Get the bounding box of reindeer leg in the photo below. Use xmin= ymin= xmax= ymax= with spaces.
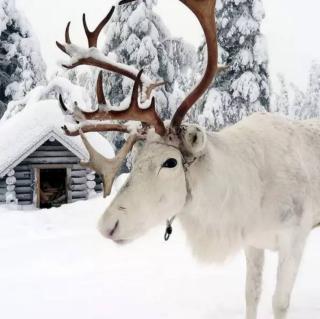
xmin=245 ymin=247 xmax=265 ymax=319
xmin=273 ymin=230 xmax=307 ymax=319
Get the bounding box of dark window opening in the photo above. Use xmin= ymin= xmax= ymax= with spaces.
xmin=40 ymin=169 xmax=67 ymax=209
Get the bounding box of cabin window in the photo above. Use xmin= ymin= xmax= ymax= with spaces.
xmin=39 ymin=168 xmax=67 ymax=208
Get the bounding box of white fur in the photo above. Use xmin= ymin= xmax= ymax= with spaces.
xmin=99 ymin=112 xmax=320 ymax=319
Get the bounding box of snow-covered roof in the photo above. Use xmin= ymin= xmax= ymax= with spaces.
xmin=0 ymin=99 xmax=115 ymax=178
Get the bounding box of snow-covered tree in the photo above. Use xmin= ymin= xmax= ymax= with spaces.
xmin=273 ymin=74 xmax=290 ymax=116
xmin=273 ymin=61 xmax=320 ymax=120
xmin=291 ymin=83 xmax=305 ymax=119
xmin=303 ymin=61 xmax=320 ymax=118
xmin=0 ymin=0 xmax=46 ymax=118
xmin=195 ymin=0 xmax=270 ymax=130
xmin=293 ymin=60 xmax=320 ymax=120
xmin=102 ymin=0 xmax=196 ymax=119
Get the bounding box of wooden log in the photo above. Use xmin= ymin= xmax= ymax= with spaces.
xmin=16 ymin=193 xmax=33 ymax=201
xmin=15 ymin=171 xmax=31 ymax=179
xmin=95 ymin=184 xmax=103 ymax=192
xmin=86 ymin=174 xmax=96 ymax=181
xmin=6 ymin=176 xmax=16 ymax=185
xmin=70 ymin=184 xmax=87 ymax=191
xmin=14 ymin=165 xmax=30 ymax=171
xmin=15 ymin=187 xmax=33 ymax=194
xmin=7 ymin=185 xmax=15 ymax=192
xmin=7 ymin=170 xmax=15 ymax=177
xmin=22 ymin=157 xmax=79 ymax=164
xmin=37 ymin=146 xmax=67 ymax=152
xmin=30 ymin=151 xmax=76 ymax=158
xmin=15 ymin=179 xmax=32 ymax=187
xmin=71 ymin=170 xmax=87 ymax=178
xmin=71 ymin=190 xmax=88 ymax=199
xmin=72 ymin=164 xmax=85 ymax=170
xmin=27 ymin=164 xmax=73 ymax=169
xmin=86 ymin=181 xmax=96 ymax=189
xmin=71 ymin=177 xmax=87 ymax=184
xmin=95 ymin=175 xmax=102 ymax=183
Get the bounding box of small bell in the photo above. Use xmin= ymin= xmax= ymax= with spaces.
xmin=164 ymin=220 xmax=173 ymax=241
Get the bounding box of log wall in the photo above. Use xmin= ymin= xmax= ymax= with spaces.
xmin=2 ymin=139 xmax=104 ymax=207
xmin=14 ymin=164 xmax=33 ymax=205
xmin=0 ymin=177 xmax=5 ymax=203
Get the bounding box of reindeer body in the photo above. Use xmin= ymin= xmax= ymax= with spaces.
xmin=98 ymin=112 xmax=320 ymax=319
xmin=181 ymin=112 xmax=320 ymax=263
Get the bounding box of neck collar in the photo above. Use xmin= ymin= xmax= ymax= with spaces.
xmin=164 ymin=152 xmax=197 ymax=241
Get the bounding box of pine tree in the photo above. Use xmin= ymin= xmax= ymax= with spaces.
xmin=0 ymin=0 xmax=46 ymax=118
xmin=290 ymin=83 xmax=305 ymax=119
xmin=102 ymin=0 xmax=196 ymax=119
xmin=194 ymin=0 xmax=270 ymax=130
xmin=305 ymin=60 xmax=320 ymax=118
xmin=296 ymin=60 xmax=320 ymax=120
xmin=273 ymin=74 xmax=289 ymax=116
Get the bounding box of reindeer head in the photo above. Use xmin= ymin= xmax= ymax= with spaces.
xmin=57 ymin=0 xmax=218 ymax=242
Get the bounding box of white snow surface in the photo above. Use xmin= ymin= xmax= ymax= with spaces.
xmin=0 ymin=185 xmax=320 ymax=319
xmin=0 ymin=99 xmax=114 ymax=177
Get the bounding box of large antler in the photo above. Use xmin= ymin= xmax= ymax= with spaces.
xmin=80 ymin=132 xmax=139 ymax=197
xmin=56 ymin=7 xmax=164 ymax=100
xmin=60 ymin=70 xmax=166 ymax=136
xmin=57 ymin=0 xmax=218 ymax=198
xmin=170 ymin=0 xmax=218 ymax=129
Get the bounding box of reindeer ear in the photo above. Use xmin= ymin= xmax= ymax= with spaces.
xmin=179 ymin=124 xmax=207 ymax=156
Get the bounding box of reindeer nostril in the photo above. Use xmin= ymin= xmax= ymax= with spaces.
xmin=109 ymin=220 xmax=119 ymax=238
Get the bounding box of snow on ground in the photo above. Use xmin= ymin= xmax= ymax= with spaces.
xmin=0 ymin=193 xmax=320 ymax=319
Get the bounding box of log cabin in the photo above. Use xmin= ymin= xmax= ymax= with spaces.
xmin=0 ymin=100 xmax=114 ymax=208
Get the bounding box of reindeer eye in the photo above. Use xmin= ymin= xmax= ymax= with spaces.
xmin=162 ymin=158 xmax=178 ymax=168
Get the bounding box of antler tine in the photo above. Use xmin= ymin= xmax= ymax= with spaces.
xmin=170 ymin=0 xmax=218 ymax=129
xmin=145 ymin=81 xmax=166 ymax=100
xmin=82 ymin=6 xmax=115 ymax=48
xmin=56 ymin=21 xmax=72 ymax=56
xmin=80 ymin=70 xmax=166 ymax=136
xmin=96 ymin=71 xmax=107 ymax=105
xmin=80 ymin=132 xmax=139 ymax=197
xmin=118 ymin=0 xmax=136 ymax=5
xmin=65 ymin=22 xmax=71 ymax=44
xmin=59 ymin=94 xmax=70 ymax=114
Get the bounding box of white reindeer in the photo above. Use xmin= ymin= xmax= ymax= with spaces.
xmin=56 ymin=0 xmax=320 ymax=318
